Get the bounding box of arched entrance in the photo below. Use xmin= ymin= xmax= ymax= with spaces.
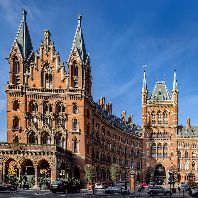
xmin=154 ymin=164 xmax=166 ymax=185
xmin=4 ymin=158 xmax=17 ymax=183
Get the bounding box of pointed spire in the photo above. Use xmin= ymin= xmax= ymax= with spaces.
xmin=173 ymin=70 xmax=178 ymax=91
xmin=142 ymin=70 xmax=147 ymax=91
xmin=72 ymin=15 xmax=87 ymax=63
xmin=14 ymin=8 xmax=33 ymax=59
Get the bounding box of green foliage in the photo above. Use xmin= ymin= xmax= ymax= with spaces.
xmin=84 ymin=164 xmax=96 ymax=183
xmin=110 ymin=164 xmax=121 ymax=183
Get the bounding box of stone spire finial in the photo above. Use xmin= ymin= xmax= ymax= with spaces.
xmin=142 ymin=70 xmax=147 ymax=91
xmin=10 ymin=8 xmax=33 ymax=59
xmin=173 ymin=70 xmax=178 ymax=91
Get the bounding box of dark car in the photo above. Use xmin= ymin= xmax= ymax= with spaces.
xmin=0 ymin=183 xmax=17 ymax=191
xmin=189 ymin=186 xmax=198 ymax=197
xmin=146 ymin=186 xmax=171 ymax=196
xmin=50 ymin=180 xmax=67 ymax=193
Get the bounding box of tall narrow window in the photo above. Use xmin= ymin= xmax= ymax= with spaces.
xmin=13 ymin=135 xmax=19 ymax=144
xmin=151 ymin=143 xmax=156 ymax=158
xmin=74 ymin=66 xmax=78 ymax=77
xmin=185 ymin=151 xmax=189 ymax=158
xmin=13 ymin=116 xmax=19 ymax=129
xmin=45 ymin=73 xmax=53 ymax=88
xmin=164 ymin=112 xmax=168 ymax=125
xmin=12 ymin=58 xmax=20 ymax=84
xmin=73 ymin=104 xmax=78 ymax=114
xmin=152 ymin=113 xmax=156 ymax=125
xmin=158 ymin=112 xmax=162 ymax=124
xmin=72 ymin=119 xmax=79 ymax=132
xmin=163 ymin=143 xmax=168 ymax=157
xmin=73 ymin=138 xmax=79 ymax=153
xmin=13 ymin=100 xmax=19 ymax=111
xmin=157 ymin=143 xmax=162 ymax=158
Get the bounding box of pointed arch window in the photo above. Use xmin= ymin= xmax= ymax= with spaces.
xmin=13 ymin=100 xmax=19 ymax=111
xmin=185 ymin=151 xmax=189 ymax=158
xmin=164 ymin=111 xmax=168 ymax=125
xmin=73 ymin=137 xmax=79 ymax=153
xmin=13 ymin=116 xmax=19 ymax=130
xmin=152 ymin=113 xmax=156 ymax=125
xmin=73 ymin=103 xmax=78 ymax=114
xmin=12 ymin=57 xmax=20 ymax=84
xmin=41 ymin=132 xmax=50 ymax=145
xmin=185 ymin=161 xmax=189 ymax=170
xmin=13 ymin=135 xmax=19 ymax=144
xmin=192 ymin=151 xmax=196 ymax=159
xmin=151 ymin=143 xmax=156 ymax=158
xmin=192 ymin=161 xmax=196 ymax=170
xmin=157 ymin=143 xmax=162 ymax=158
xmin=28 ymin=132 xmax=37 ymax=144
xmin=163 ymin=143 xmax=168 ymax=157
xmin=72 ymin=118 xmax=79 ymax=132
xmin=178 ymin=151 xmax=181 ymax=158
xmin=29 ymin=101 xmax=38 ymax=113
xmin=74 ymin=65 xmax=78 ymax=77
xmin=158 ymin=112 xmax=162 ymax=124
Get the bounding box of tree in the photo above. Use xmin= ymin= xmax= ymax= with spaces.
xmin=110 ymin=164 xmax=121 ymax=184
xmin=84 ymin=164 xmax=96 ymax=184
xmin=145 ymin=166 xmax=154 ymax=184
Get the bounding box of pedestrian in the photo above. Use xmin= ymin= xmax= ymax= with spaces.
xmin=178 ymin=186 xmax=181 ymax=193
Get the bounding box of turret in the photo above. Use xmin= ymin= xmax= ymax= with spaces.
xmin=142 ymin=70 xmax=148 ymax=104
xmin=67 ymin=15 xmax=92 ymax=97
xmin=8 ymin=9 xmax=34 ymax=85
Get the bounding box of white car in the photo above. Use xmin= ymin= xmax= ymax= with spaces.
xmin=95 ymin=183 xmax=106 ymax=189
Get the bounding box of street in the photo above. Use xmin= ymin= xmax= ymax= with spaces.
xmin=0 ymin=189 xmax=192 ymax=198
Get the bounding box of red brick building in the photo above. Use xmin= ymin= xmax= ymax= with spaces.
xmin=0 ymin=10 xmax=142 ymax=187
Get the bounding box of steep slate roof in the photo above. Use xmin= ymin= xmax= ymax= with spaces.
xmin=72 ymin=15 xmax=87 ymax=63
xmin=12 ymin=9 xmax=33 ymax=60
xmin=177 ymin=125 xmax=198 ymax=137
xmin=150 ymin=81 xmax=171 ymax=101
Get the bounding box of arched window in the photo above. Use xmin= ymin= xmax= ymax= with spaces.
xmin=28 ymin=132 xmax=37 ymax=144
xmin=74 ymin=65 xmax=78 ymax=77
xmin=185 ymin=161 xmax=189 ymax=170
xmin=185 ymin=151 xmax=189 ymax=158
xmin=192 ymin=161 xmax=196 ymax=170
xmin=73 ymin=104 xmax=78 ymax=114
xmin=13 ymin=135 xmax=19 ymax=144
xmin=12 ymin=58 xmax=20 ymax=84
xmin=41 ymin=132 xmax=50 ymax=145
xmin=178 ymin=151 xmax=181 ymax=158
xmin=151 ymin=143 xmax=156 ymax=158
xmin=152 ymin=113 xmax=156 ymax=125
xmin=157 ymin=143 xmax=162 ymax=157
xmin=163 ymin=143 xmax=168 ymax=157
xmin=13 ymin=100 xmax=19 ymax=111
xmin=73 ymin=137 xmax=79 ymax=153
xmin=55 ymin=133 xmax=62 ymax=147
xmin=192 ymin=151 xmax=196 ymax=159
xmin=45 ymin=73 xmax=53 ymax=88
xmin=164 ymin=111 xmax=168 ymax=125
xmin=56 ymin=102 xmax=65 ymax=114
xmin=29 ymin=101 xmax=37 ymax=113
xmin=158 ymin=112 xmax=162 ymax=124
xmin=43 ymin=101 xmax=52 ymax=114
xmin=13 ymin=116 xmax=19 ymax=129
xmin=72 ymin=119 xmax=79 ymax=132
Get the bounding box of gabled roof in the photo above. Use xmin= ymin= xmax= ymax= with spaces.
xmin=150 ymin=81 xmax=171 ymax=101
xmin=11 ymin=9 xmax=33 ymax=60
xmin=71 ymin=15 xmax=87 ymax=63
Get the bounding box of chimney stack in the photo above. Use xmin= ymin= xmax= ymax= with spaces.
xmin=187 ymin=117 xmax=191 ymax=129
xmin=121 ymin=111 xmax=126 ymax=124
xmin=99 ymin=97 xmax=105 ymax=109
xmin=105 ymin=102 xmax=112 ymax=114
xmin=128 ymin=114 xmax=133 ymax=126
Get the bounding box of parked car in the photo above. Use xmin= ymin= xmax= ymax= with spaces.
xmin=105 ymin=186 xmax=122 ymax=194
xmin=0 ymin=183 xmax=17 ymax=191
xmin=189 ymin=186 xmax=198 ymax=197
xmin=95 ymin=182 xmax=106 ymax=189
xmin=181 ymin=183 xmax=189 ymax=191
xmin=146 ymin=186 xmax=171 ymax=196
xmin=50 ymin=180 xmax=67 ymax=193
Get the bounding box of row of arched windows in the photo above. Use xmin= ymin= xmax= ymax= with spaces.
xmin=178 ymin=161 xmax=196 ymax=171
xmin=150 ymin=111 xmax=168 ymax=125
xmin=178 ymin=143 xmax=197 ymax=149
xmin=150 ymin=132 xmax=169 ymax=138
xmin=151 ymin=143 xmax=168 ymax=158
xmin=178 ymin=151 xmax=197 ymax=159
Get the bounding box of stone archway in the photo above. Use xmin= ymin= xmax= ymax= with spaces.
xmin=4 ymin=158 xmax=17 ymax=183
xmin=154 ymin=164 xmax=166 ymax=185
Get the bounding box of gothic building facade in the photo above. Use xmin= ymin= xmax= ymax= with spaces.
xmin=1 ymin=10 xmax=142 ymax=186
xmin=142 ymin=70 xmax=198 ymax=184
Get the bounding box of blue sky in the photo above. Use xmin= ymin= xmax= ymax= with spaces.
xmin=1 ymin=0 xmax=198 ymax=141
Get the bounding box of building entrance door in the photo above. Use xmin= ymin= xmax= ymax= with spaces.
xmin=154 ymin=164 xmax=166 ymax=185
